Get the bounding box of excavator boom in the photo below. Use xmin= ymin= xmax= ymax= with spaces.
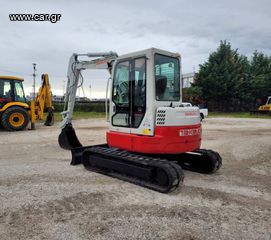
xmin=59 ymin=52 xmax=118 ymax=150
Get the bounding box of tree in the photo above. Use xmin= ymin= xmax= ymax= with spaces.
xmin=193 ymin=41 xmax=251 ymax=111
xmin=250 ymin=51 xmax=271 ymax=105
xmin=187 ymin=41 xmax=271 ymax=111
xmin=182 ymin=85 xmax=202 ymax=103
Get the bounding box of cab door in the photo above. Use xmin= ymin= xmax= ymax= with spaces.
xmin=130 ymin=58 xmax=146 ymax=133
xmin=111 ymin=57 xmax=146 ymax=133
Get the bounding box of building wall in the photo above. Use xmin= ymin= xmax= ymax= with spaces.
xmin=182 ymin=72 xmax=195 ymax=88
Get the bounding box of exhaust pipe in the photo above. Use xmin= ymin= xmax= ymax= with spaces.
xmin=58 ymin=123 xmax=82 ymax=150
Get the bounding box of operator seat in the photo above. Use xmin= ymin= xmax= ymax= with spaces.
xmin=156 ymin=75 xmax=167 ymax=100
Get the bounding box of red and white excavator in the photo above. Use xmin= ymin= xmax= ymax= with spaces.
xmin=58 ymin=48 xmax=222 ymax=193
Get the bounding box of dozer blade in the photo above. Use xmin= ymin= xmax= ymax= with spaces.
xmin=58 ymin=123 xmax=82 ymax=150
xmin=80 ymin=145 xmax=184 ymax=193
xmin=44 ymin=111 xmax=54 ymax=126
xmin=180 ymin=149 xmax=222 ymax=174
xmin=163 ymin=149 xmax=222 ymax=174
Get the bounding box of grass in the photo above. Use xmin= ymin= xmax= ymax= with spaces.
xmin=209 ymin=112 xmax=271 ymax=119
xmin=54 ymin=112 xmax=105 ymax=122
xmin=53 ymin=111 xmax=271 ymax=122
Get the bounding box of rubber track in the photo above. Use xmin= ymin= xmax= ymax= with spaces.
xmin=81 ymin=146 xmax=184 ymax=193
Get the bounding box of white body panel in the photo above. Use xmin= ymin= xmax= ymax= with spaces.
xmin=156 ymin=107 xmax=200 ymax=127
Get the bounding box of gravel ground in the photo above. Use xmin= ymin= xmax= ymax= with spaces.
xmin=0 ymin=117 xmax=270 ymax=240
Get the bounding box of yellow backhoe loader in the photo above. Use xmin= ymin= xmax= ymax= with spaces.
xmin=251 ymin=96 xmax=271 ymax=115
xmin=258 ymin=96 xmax=271 ymax=113
xmin=0 ymin=74 xmax=54 ymax=131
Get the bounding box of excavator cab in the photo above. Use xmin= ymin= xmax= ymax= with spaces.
xmin=107 ymin=49 xmax=201 ymax=154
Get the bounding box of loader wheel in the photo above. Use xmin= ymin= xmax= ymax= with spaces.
xmin=1 ymin=107 xmax=29 ymax=131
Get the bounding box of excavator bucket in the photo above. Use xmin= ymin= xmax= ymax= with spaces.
xmin=58 ymin=123 xmax=82 ymax=150
xmin=44 ymin=110 xmax=54 ymax=126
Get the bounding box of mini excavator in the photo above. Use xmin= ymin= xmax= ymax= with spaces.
xmin=58 ymin=48 xmax=222 ymax=193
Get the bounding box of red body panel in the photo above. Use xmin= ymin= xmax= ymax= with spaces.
xmin=107 ymin=124 xmax=202 ymax=154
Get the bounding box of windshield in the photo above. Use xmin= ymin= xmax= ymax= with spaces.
xmin=155 ymin=54 xmax=180 ymax=101
xmin=14 ymin=81 xmax=26 ymax=102
xmin=0 ymin=80 xmax=12 ymax=100
xmin=112 ymin=61 xmax=130 ymax=107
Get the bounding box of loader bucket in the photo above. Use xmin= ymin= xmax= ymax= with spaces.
xmin=44 ymin=111 xmax=54 ymax=126
xmin=58 ymin=123 xmax=82 ymax=150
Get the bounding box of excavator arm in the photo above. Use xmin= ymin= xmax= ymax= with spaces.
xmin=30 ymin=74 xmax=54 ymax=129
xmin=59 ymin=52 xmax=118 ymax=150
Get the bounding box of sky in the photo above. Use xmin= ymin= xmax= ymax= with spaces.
xmin=0 ymin=0 xmax=271 ymax=98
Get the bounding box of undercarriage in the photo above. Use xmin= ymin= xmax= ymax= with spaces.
xmin=69 ymin=144 xmax=222 ymax=193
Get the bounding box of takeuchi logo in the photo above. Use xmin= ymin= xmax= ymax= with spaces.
xmin=179 ymin=128 xmax=201 ymax=137
xmin=184 ymin=112 xmax=197 ymax=116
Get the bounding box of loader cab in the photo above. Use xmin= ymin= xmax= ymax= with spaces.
xmin=0 ymin=77 xmax=26 ymax=108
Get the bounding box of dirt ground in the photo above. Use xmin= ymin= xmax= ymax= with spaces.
xmin=0 ymin=117 xmax=270 ymax=240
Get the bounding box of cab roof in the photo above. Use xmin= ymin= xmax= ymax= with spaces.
xmin=0 ymin=76 xmax=24 ymax=81
xmin=118 ymin=48 xmax=180 ymax=60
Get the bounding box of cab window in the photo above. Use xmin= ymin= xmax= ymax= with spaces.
xmin=155 ymin=54 xmax=180 ymax=101
xmin=112 ymin=61 xmax=130 ymax=107
xmin=0 ymin=81 xmax=12 ymax=99
xmin=14 ymin=82 xmax=26 ymax=102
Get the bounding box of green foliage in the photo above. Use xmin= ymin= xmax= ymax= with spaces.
xmin=53 ymin=102 xmax=105 ymax=112
xmin=182 ymin=86 xmax=202 ymax=103
xmin=250 ymin=51 xmax=271 ymax=101
xmin=191 ymin=41 xmax=271 ymax=111
xmin=54 ymin=111 xmax=105 ymax=122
